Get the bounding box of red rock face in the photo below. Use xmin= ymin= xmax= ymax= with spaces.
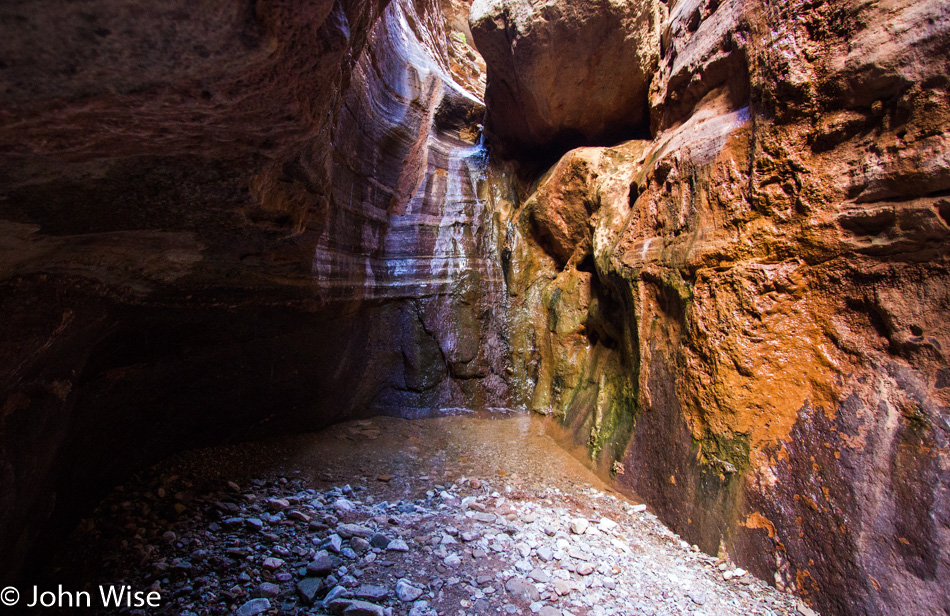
xmin=0 ymin=0 xmax=505 ymax=583
xmin=481 ymin=0 xmax=950 ymax=614
xmin=470 ymin=0 xmax=661 ymax=158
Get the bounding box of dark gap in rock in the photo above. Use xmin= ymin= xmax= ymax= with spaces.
xmin=628 ymin=182 xmax=642 ymax=208
xmin=937 ymin=199 xmax=950 ymax=227
xmin=838 ymin=208 xmax=895 ymax=236
xmin=577 ymin=253 xmax=596 ymax=274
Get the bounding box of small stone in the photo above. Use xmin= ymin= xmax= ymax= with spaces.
xmin=631 ymin=504 xmax=647 ymax=513
xmin=288 ymin=510 xmax=311 ymax=523
xmin=597 ymin=517 xmax=618 ymax=532
xmin=256 ymin=582 xmax=280 ymax=598
xmin=262 ymin=557 xmax=284 ymax=571
xmin=577 ymin=563 xmax=594 ymax=576
xmin=245 ymin=518 xmax=264 ymax=531
xmin=409 ymin=600 xmax=434 ymax=616
xmin=235 ymin=598 xmax=270 ymax=616
xmin=267 ymin=498 xmax=290 ymax=511
xmin=723 ymin=570 xmax=734 ymax=581
xmin=323 ymin=585 xmax=351 ymax=605
xmin=342 ymin=600 xmax=386 ymax=616
xmin=471 ymin=512 xmax=496 ymax=523
xmin=688 ymin=590 xmax=707 ymax=605
xmin=307 ymin=550 xmax=334 ymax=575
xmin=537 ymin=546 xmax=554 ymax=561
xmin=296 ymin=577 xmax=323 ymax=605
xmin=353 ymin=585 xmax=389 ymax=601
xmin=505 ymin=577 xmax=540 ymax=604
xmin=798 ymin=602 xmax=818 ymax=616
xmin=324 ymin=533 xmax=344 ymax=553
xmin=444 ymin=553 xmax=462 ymax=568
xmin=539 ymin=608 xmax=561 ymax=616
xmin=338 ymin=524 xmax=374 ymax=539
xmin=388 ymin=538 xmax=410 ymax=552
xmin=369 ymin=533 xmax=390 ymax=549
xmin=377 ymin=475 xmax=393 ymax=482
xmin=553 ymin=580 xmax=572 ymax=596
xmin=396 ymin=579 xmax=423 ymax=602
xmin=570 ymin=519 xmax=589 ymax=535
xmin=162 ymin=531 xmax=177 ymax=543
xmin=528 ymin=569 xmax=551 ymax=583
xmin=351 ymin=537 xmax=370 ymax=553
xmin=333 ymin=498 xmax=356 ymax=513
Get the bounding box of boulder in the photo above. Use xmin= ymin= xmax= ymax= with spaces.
xmin=470 ymin=0 xmax=660 ymax=156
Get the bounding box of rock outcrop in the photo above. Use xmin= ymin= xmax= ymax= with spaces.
xmin=482 ymin=0 xmax=950 ymax=614
xmin=0 ymin=0 xmax=504 ymax=584
xmin=470 ymin=0 xmax=661 ymax=158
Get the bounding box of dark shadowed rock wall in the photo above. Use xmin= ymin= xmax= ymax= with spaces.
xmin=0 ymin=0 xmax=505 ymax=583
xmin=475 ymin=0 xmax=950 ymax=614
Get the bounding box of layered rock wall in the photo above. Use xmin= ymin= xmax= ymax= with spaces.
xmin=479 ymin=0 xmax=950 ymax=614
xmin=0 ymin=0 xmax=504 ymax=583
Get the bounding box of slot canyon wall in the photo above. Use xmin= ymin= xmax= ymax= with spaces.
xmin=471 ymin=0 xmax=950 ymax=614
xmin=0 ymin=0 xmax=506 ymax=583
xmin=0 ymin=0 xmax=948 ymax=614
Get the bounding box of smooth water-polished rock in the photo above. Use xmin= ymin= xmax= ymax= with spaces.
xmin=0 ymin=0 xmax=505 ymax=589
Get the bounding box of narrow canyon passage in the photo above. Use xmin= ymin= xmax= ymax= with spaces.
xmin=1 ymin=0 xmax=948 ymax=615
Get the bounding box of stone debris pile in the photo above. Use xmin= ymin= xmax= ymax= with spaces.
xmin=51 ymin=468 xmax=812 ymax=616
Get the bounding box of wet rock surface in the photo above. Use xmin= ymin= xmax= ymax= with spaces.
xmin=480 ymin=0 xmax=950 ymax=614
xmin=45 ymin=415 xmax=806 ymax=616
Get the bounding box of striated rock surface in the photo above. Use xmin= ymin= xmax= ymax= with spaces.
xmin=486 ymin=0 xmax=950 ymax=614
xmin=469 ymin=0 xmax=661 ymax=158
xmin=0 ymin=0 xmax=504 ymax=585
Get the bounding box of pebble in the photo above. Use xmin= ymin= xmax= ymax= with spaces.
xmin=235 ymin=598 xmax=270 ymax=616
xmin=505 ymin=577 xmax=540 ymax=603
xmin=334 ymin=498 xmax=356 ymax=513
xmin=354 ymin=584 xmax=389 ymax=601
xmin=342 ymin=599 xmax=386 ymax=616
xmin=245 ymin=517 xmax=264 ymax=531
xmin=307 ymin=550 xmax=334 ymax=575
xmin=262 ymin=557 xmax=284 ymax=571
xmin=267 ymin=498 xmax=290 ymax=511
xmin=553 ymin=579 xmax=573 ymax=596
xmin=324 ymin=533 xmax=344 ymax=553
xmin=58 ymin=430 xmax=809 ymax=616
xmin=338 ymin=523 xmax=374 ymax=539
xmin=688 ymin=590 xmax=707 ymax=605
xmin=396 ymin=579 xmax=424 ymax=602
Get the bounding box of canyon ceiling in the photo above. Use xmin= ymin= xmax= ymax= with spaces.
xmin=1 ymin=0 xmax=949 ymax=615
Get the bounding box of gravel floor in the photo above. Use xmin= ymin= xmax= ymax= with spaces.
xmin=43 ymin=415 xmax=818 ymax=616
